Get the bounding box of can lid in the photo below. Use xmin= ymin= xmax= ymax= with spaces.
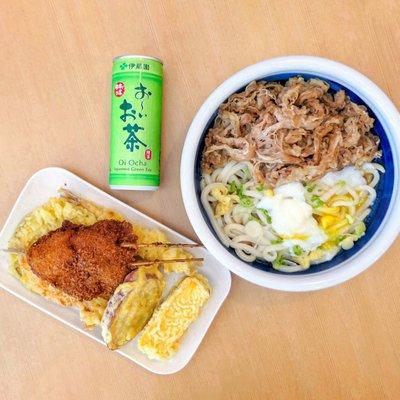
xmin=113 ymin=54 xmax=163 ymax=65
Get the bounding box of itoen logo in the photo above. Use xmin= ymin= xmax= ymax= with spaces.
xmin=145 ymin=149 xmax=152 ymax=160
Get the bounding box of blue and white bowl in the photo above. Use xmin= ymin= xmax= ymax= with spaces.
xmin=180 ymin=56 xmax=400 ymax=291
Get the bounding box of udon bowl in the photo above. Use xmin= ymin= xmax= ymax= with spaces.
xmin=181 ymin=56 xmax=400 ymax=291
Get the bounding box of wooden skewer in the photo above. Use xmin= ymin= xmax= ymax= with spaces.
xmin=58 ymin=188 xmax=84 ymax=206
xmin=1 ymin=248 xmax=25 ymax=255
xmin=129 ymin=258 xmax=204 ymax=267
xmin=121 ymin=242 xmax=202 ymax=249
xmin=3 ymin=242 xmax=203 ymax=254
xmin=1 ymin=242 xmax=202 ymax=255
xmin=1 ymin=249 xmax=204 ymax=267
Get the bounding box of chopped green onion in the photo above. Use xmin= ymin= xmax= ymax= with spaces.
xmin=227 ymin=181 xmax=244 ymax=197
xmin=311 ymin=195 xmax=325 ymax=208
xmin=259 ymin=209 xmax=272 ymax=224
xmin=345 ymin=214 xmax=354 ymax=224
xmin=354 ymin=222 xmax=366 ymax=238
xmin=271 ymin=238 xmax=283 ymax=245
xmin=227 ymin=181 xmax=238 ymax=194
xmin=292 ymin=245 xmax=303 ymax=256
xmin=249 ymin=215 xmax=262 ymax=223
xmin=256 ymin=183 xmax=265 ymax=192
xmin=306 ymin=183 xmax=316 ymax=193
xmin=337 ymin=179 xmax=346 ymax=187
xmin=273 ymin=253 xmax=285 ymax=268
xmin=241 ymin=168 xmax=251 ymax=180
xmin=239 ymin=197 xmax=253 ymax=207
xmin=335 ymin=235 xmax=345 ymax=245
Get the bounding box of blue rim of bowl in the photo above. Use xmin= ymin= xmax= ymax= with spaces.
xmin=194 ymin=72 xmax=394 ymax=275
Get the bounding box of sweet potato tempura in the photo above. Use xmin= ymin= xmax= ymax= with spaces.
xmin=27 ymin=220 xmax=138 ymax=301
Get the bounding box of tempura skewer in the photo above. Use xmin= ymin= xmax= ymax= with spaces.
xmin=10 ymin=217 xmax=203 ymax=301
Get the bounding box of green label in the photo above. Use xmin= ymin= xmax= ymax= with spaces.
xmin=109 ymin=57 xmax=163 ymax=187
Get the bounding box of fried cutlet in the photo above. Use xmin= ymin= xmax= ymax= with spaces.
xmin=27 ymin=220 xmax=138 ymax=301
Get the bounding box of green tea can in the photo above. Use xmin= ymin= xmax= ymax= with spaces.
xmin=109 ymin=55 xmax=163 ymax=191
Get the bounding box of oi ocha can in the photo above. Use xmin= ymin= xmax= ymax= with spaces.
xmin=109 ymin=55 xmax=163 ymax=191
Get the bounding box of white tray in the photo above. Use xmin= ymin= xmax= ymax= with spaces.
xmin=0 ymin=168 xmax=231 ymax=374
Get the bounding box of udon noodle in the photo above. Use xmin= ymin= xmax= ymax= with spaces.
xmin=201 ymin=161 xmax=384 ymax=272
